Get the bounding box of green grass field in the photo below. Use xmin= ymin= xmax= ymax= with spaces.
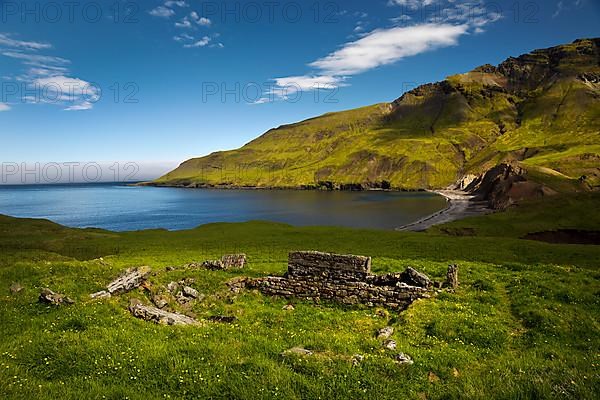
xmin=1 ymin=194 xmax=599 ymax=399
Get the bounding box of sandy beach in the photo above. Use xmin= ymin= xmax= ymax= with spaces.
xmin=395 ymin=190 xmax=492 ymax=232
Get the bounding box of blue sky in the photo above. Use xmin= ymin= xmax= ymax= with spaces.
xmin=1 ymin=0 xmax=599 ymax=177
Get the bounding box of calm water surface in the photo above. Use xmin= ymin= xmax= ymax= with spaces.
xmin=0 ymin=184 xmax=447 ymax=231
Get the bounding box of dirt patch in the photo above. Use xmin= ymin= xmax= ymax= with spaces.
xmin=523 ymin=230 xmax=600 ymax=245
xmin=439 ymin=227 xmax=477 ymax=237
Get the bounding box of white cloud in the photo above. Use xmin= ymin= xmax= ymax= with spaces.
xmin=149 ymin=6 xmax=175 ymax=18
xmin=32 ymin=75 xmax=100 ymax=111
xmin=165 ymin=0 xmax=188 ymax=7
xmin=2 ymin=51 xmax=70 ymax=67
xmin=273 ymin=75 xmax=345 ymax=92
xmin=175 ymin=16 xmax=192 ymax=28
xmin=309 ymin=23 xmax=469 ymax=76
xmin=0 ymin=103 xmax=11 ymax=112
xmin=552 ymin=0 xmax=585 ymax=18
xmin=64 ymin=101 xmax=94 ymax=111
xmin=173 ymin=33 xmax=195 ymax=42
xmin=389 ymin=0 xmax=438 ymax=9
xmin=260 ymin=22 xmax=469 ymax=103
xmin=0 ymin=33 xmax=51 ymax=50
xmin=183 ymin=36 xmax=211 ymax=48
xmin=190 ymin=11 xmax=211 ymax=26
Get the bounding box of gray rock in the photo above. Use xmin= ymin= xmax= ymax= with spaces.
xmin=182 ymin=286 xmax=199 ymax=299
xmin=128 ymin=299 xmax=198 ymax=325
xmin=351 ymin=354 xmax=364 ymax=366
xmin=167 ymin=281 xmax=179 ymax=294
xmin=152 ymin=295 xmax=169 ymax=309
xmin=383 ymin=340 xmax=397 ymax=350
xmin=176 ymin=292 xmax=191 ymax=305
xmin=90 ymin=290 xmax=111 ymax=299
xmin=106 ymin=267 xmax=151 ymax=295
xmin=377 ymin=326 xmax=394 ymax=339
xmin=9 ymin=282 xmax=23 ymax=294
xmin=394 ymin=352 xmax=414 ymax=365
xmin=39 ymin=288 xmax=74 ymax=306
xmin=400 ymin=267 xmax=432 ymax=288
xmin=282 ymin=347 xmax=313 ymax=357
xmin=202 ymin=260 xmax=225 ymax=270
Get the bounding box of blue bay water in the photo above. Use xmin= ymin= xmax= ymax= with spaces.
xmin=0 ymin=183 xmax=447 ymax=231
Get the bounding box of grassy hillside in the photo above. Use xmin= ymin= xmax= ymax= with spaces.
xmin=1 ymin=194 xmax=600 ymax=399
xmin=155 ymin=39 xmax=600 ymax=191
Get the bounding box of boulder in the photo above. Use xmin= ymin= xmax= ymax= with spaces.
xmin=351 ymin=354 xmax=364 ymax=366
xmin=90 ymin=290 xmax=111 ymax=299
xmin=167 ymin=281 xmax=179 ymax=293
xmin=376 ymin=326 xmax=394 ymax=340
xmin=282 ymin=347 xmax=313 ymax=357
xmin=202 ymin=260 xmax=225 ymax=270
xmin=182 ymin=286 xmax=199 ymax=299
xmin=104 ymin=267 xmax=151 ymax=295
xmin=395 ymin=353 xmax=414 ymax=365
xmin=383 ymin=340 xmax=397 ymax=350
xmin=39 ymin=288 xmax=74 ymax=306
xmin=400 ymin=267 xmax=432 ymax=288
xmin=152 ymin=295 xmax=169 ymax=309
xmin=9 ymin=283 xmax=23 ymax=294
xmin=128 ymin=299 xmax=198 ymax=325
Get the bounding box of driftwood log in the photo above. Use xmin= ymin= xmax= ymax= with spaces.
xmin=91 ymin=267 xmax=151 ymax=298
xmin=128 ymin=300 xmax=199 ymax=325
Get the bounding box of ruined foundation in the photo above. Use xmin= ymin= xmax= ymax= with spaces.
xmin=245 ymin=251 xmax=433 ymax=310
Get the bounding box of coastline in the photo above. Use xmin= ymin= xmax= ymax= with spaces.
xmin=143 ymin=182 xmax=493 ymax=231
xmin=395 ymin=190 xmax=492 ymax=232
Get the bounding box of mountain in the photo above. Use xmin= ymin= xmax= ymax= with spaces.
xmin=154 ymin=39 xmax=600 ymax=192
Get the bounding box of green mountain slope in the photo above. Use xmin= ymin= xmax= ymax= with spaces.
xmin=155 ymin=38 xmax=600 ymax=190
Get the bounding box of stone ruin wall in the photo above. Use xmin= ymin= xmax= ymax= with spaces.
xmin=246 ymin=251 xmax=435 ymax=310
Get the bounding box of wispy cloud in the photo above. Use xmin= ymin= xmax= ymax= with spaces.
xmin=1 ymin=33 xmax=97 ymax=111
xmin=388 ymin=0 xmax=439 ymax=9
xmin=0 ymin=103 xmax=11 ymax=112
xmin=165 ymin=0 xmax=188 ymax=7
xmin=183 ymin=36 xmax=211 ymax=48
xmin=0 ymin=33 xmax=52 ymax=50
xmin=310 ymin=23 xmax=468 ymax=76
xmin=552 ymin=0 xmax=584 ymax=18
xmin=2 ymin=51 xmax=70 ymax=67
xmin=260 ymin=1 xmax=503 ymax=104
xmin=262 ymin=23 xmax=468 ymax=102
